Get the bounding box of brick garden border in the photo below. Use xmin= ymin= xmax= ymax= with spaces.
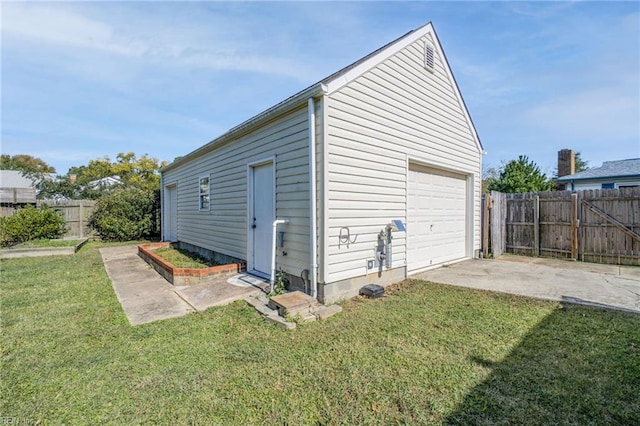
xmin=138 ymin=242 xmax=246 ymax=285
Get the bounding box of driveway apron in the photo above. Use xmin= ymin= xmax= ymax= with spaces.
xmin=414 ymin=255 xmax=640 ymax=314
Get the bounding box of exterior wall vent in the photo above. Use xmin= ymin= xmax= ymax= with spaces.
xmin=425 ymin=42 xmax=435 ymax=73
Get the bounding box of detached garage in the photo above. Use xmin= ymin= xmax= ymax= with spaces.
xmin=161 ymin=22 xmax=483 ymax=304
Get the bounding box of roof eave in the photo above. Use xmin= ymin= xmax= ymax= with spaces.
xmin=557 ymin=174 xmax=640 ymax=182
xmin=162 ymin=82 xmax=327 ymax=173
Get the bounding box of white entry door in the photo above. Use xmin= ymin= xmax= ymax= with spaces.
xmin=250 ymin=162 xmax=274 ymax=276
xmin=407 ymin=164 xmax=467 ymax=273
xmin=164 ymin=184 xmax=178 ymax=242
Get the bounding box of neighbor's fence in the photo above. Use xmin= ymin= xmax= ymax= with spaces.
xmin=0 ymin=187 xmax=36 ymax=204
xmin=0 ymin=187 xmax=36 ymax=216
xmin=484 ymin=187 xmax=640 ymax=266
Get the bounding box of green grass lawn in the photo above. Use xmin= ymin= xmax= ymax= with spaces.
xmin=18 ymin=239 xmax=83 ymax=248
xmin=2 ymin=241 xmax=638 ymax=424
xmin=152 ymin=246 xmax=220 ymax=268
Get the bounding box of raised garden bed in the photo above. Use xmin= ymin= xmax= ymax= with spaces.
xmin=0 ymin=238 xmax=89 ymax=259
xmin=138 ymin=242 xmax=246 ymax=285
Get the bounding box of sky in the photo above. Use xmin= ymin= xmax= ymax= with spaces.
xmin=2 ymin=1 xmax=639 ymax=177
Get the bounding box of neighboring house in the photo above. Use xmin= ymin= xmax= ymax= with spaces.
xmin=0 ymin=170 xmax=56 ymax=204
xmin=557 ymin=158 xmax=640 ymax=191
xmin=161 ymin=22 xmax=483 ymax=303
xmin=88 ymin=175 xmax=122 ymax=190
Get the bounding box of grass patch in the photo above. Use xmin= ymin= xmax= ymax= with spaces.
xmin=2 ymin=242 xmax=638 ymax=424
xmin=19 ymin=239 xmax=83 ymax=248
xmin=152 ymin=246 xmax=220 ymax=268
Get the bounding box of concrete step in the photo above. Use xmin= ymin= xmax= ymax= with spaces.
xmin=268 ymin=291 xmax=320 ymax=317
xmin=246 ymin=291 xmax=343 ymax=328
xmin=245 ymin=295 xmax=278 ymax=317
xmin=311 ymin=304 xmax=343 ymax=320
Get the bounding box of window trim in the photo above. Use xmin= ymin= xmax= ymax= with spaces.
xmin=198 ymin=175 xmax=211 ymax=211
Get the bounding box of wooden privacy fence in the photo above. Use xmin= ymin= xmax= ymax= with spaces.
xmin=38 ymin=200 xmax=96 ymax=238
xmin=2 ymin=198 xmax=96 ymax=237
xmin=484 ymin=188 xmax=640 ymax=266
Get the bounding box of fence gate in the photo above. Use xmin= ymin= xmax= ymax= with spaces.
xmin=486 ymin=188 xmax=640 ymax=266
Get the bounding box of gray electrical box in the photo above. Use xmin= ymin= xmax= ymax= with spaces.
xmin=366 ymin=258 xmax=380 ymax=271
xmin=359 ymin=284 xmax=384 ymax=298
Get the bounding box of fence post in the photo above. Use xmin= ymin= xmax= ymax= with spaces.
xmin=490 ymin=191 xmax=506 ymax=258
xmin=79 ymin=202 xmax=84 ymax=238
xmin=571 ymin=193 xmax=579 ymax=260
xmin=482 ymin=194 xmax=490 ymax=258
xmin=533 ymin=195 xmax=540 ymax=257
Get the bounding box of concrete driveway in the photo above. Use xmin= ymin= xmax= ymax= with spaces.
xmin=414 ymin=255 xmax=640 ymax=314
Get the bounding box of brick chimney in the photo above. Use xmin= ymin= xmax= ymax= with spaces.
xmin=557 ymin=149 xmax=575 ymax=177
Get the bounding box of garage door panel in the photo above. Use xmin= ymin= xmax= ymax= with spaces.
xmin=408 ymin=166 xmax=467 ymax=272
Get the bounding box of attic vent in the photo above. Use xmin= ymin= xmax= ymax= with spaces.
xmin=424 ymin=42 xmax=435 ymax=73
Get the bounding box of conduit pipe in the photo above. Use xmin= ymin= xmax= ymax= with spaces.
xmin=308 ymin=98 xmax=318 ymax=300
xmin=270 ymin=219 xmax=289 ymax=293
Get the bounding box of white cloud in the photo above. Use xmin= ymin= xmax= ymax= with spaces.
xmin=2 ymin=3 xmax=146 ymax=56
xmin=1 ymin=2 xmax=314 ymax=81
xmin=2 ymin=2 xmax=638 ymax=176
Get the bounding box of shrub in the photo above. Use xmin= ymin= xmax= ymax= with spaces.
xmin=89 ymin=187 xmax=155 ymax=241
xmin=0 ymin=204 xmax=66 ymax=246
xmin=268 ymin=268 xmax=290 ymax=297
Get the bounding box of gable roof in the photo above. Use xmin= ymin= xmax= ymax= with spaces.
xmin=163 ymin=22 xmax=482 ymax=172
xmin=556 ymin=158 xmax=640 ymax=182
xmin=0 ymin=170 xmax=56 ymax=188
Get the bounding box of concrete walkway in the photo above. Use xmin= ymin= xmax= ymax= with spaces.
xmin=415 ymin=255 xmax=640 ymax=314
xmin=100 ymin=246 xmax=266 ymax=325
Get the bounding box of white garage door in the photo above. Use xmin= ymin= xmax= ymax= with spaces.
xmin=407 ymin=164 xmax=467 ymax=273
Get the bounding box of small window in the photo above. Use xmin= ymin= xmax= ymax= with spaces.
xmin=199 ymin=176 xmax=210 ymax=211
xmin=424 ymin=41 xmax=435 ymax=73
xmin=601 ymin=183 xmax=615 ymax=189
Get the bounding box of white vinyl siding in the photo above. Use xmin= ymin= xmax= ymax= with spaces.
xmin=161 ymin=24 xmax=480 ymax=291
xmin=162 ymin=106 xmax=312 ymax=274
xmin=324 ymin=33 xmax=481 ymax=283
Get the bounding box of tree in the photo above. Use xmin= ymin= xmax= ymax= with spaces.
xmin=111 ymin=152 xmax=167 ymax=192
xmin=0 ymin=154 xmax=55 ymax=174
xmin=574 ymin=151 xmax=589 ymax=173
xmin=34 ymin=175 xmax=104 ymax=200
xmin=488 ymin=155 xmax=552 ymax=193
xmin=482 ymin=166 xmax=501 ymax=193
xmin=68 ymin=152 xmax=167 ymax=192
xmin=88 ymin=187 xmax=156 ymax=241
xmin=32 ymin=152 xmax=167 ymax=200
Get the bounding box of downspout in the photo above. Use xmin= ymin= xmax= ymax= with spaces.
xmin=160 ymin=173 xmax=164 ymax=241
xmin=308 ymin=98 xmax=318 ymax=300
xmin=270 ymin=219 xmax=289 ymax=293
